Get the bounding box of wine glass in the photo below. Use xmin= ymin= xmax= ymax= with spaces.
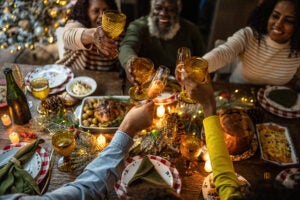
xmin=101 ymin=10 xmax=126 ymax=58
xmin=175 ymin=47 xmax=192 ymax=103
xmin=128 ymin=57 xmax=155 ymax=101
xmin=180 ymin=134 xmax=203 ymax=176
xmin=179 ymin=56 xmax=208 ymax=104
xmin=29 ymin=77 xmax=50 ymax=114
xmin=147 ymin=65 xmax=170 ymax=99
xmin=52 ymin=130 xmax=76 ymax=172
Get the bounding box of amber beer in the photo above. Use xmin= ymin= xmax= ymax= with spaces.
xmin=128 ymin=57 xmax=155 ymax=101
xmin=147 ymin=79 xmax=165 ymax=99
xmin=30 ymin=78 xmax=50 ymax=101
xmin=147 ymin=65 xmax=170 ymax=99
xmin=180 ymin=135 xmax=203 ymax=161
xmin=131 ymin=58 xmax=154 ymax=85
xmin=184 ymin=57 xmax=208 ymax=83
xmin=101 ymin=10 xmax=126 ymax=39
xmin=52 ymin=130 xmax=76 ymax=157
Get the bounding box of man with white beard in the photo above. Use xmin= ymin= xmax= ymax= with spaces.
xmin=119 ymin=0 xmax=205 ymax=84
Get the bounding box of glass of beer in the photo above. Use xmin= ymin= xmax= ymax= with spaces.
xmin=52 ymin=130 xmax=76 ymax=172
xmin=29 ymin=77 xmax=50 ymax=114
xmin=147 ymin=65 xmax=170 ymax=99
xmin=180 ymin=134 xmax=203 ymax=176
xmin=179 ymin=56 xmax=208 ymax=103
xmin=128 ymin=57 xmax=155 ymax=101
xmin=101 ymin=10 xmax=126 ymax=58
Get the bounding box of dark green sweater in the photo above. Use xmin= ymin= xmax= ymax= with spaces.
xmin=119 ymin=16 xmax=206 ymax=74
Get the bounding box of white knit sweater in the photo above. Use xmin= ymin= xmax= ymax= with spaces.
xmin=204 ymin=27 xmax=300 ymax=85
xmin=56 ymin=21 xmax=118 ymax=71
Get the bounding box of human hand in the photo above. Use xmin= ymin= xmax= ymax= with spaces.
xmin=94 ymin=26 xmax=118 ymax=57
xmin=181 ymin=72 xmax=216 ymax=117
xmin=118 ymin=100 xmax=154 ymax=137
xmin=125 ymin=56 xmax=139 ymax=85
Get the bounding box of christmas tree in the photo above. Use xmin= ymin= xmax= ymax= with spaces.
xmin=0 ymin=0 xmax=74 ymax=54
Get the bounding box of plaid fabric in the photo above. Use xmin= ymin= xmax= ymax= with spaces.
xmin=2 ymin=142 xmax=50 ymax=184
xmin=257 ymin=87 xmax=300 ymax=119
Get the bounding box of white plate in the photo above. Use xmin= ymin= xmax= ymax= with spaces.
xmin=0 ymin=147 xmax=42 ymax=179
xmin=276 ymin=168 xmax=300 ymax=189
xmin=66 ymin=76 xmax=97 ymax=99
xmin=26 ymin=64 xmax=69 ymax=88
xmin=264 ymin=86 xmax=300 ymax=112
xmin=121 ymin=157 xmax=174 ymax=189
xmin=115 ymin=155 xmax=181 ymax=199
xmin=202 ymin=173 xmax=250 ymax=200
xmin=256 ymin=123 xmax=299 ymax=166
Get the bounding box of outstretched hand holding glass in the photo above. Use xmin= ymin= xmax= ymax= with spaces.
xmin=99 ymin=10 xmax=126 ymax=58
xmin=177 ymin=56 xmax=208 ymax=103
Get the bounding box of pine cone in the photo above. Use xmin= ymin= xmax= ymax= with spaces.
xmin=43 ymin=96 xmax=63 ymax=113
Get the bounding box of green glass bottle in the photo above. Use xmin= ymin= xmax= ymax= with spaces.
xmin=3 ymin=67 xmax=32 ymax=125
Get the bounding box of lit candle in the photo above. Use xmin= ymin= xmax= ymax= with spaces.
xmin=155 ymin=118 xmax=164 ymax=129
xmin=156 ymin=105 xmax=165 ymax=118
xmin=9 ymin=132 xmax=20 ymax=144
xmin=97 ymin=134 xmax=107 ymax=149
xmin=202 ymin=152 xmax=210 ymax=162
xmin=204 ymin=159 xmax=212 ymax=172
xmin=1 ymin=114 xmax=12 ymax=127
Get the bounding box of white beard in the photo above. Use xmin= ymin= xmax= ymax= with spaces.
xmin=147 ymin=16 xmax=180 ymax=40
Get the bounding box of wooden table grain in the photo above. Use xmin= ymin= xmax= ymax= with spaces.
xmin=0 ymin=64 xmax=299 ymax=200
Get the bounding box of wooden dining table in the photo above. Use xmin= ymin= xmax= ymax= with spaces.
xmin=0 ymin=63 xmax=299 ymax=200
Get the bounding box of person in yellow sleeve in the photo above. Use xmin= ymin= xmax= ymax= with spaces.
xmin=181 ymin=72 xmax=242 ymax=200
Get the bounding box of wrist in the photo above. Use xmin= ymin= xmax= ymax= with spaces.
xmin=201 ymin=102 xmax=217 ymax=118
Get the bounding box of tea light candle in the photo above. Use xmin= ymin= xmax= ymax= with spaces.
xmin=1 ymin=114 xmax=12 ymax=127
xmin=202 ymin=152 xmax=210 ymax=162
xmin=155 ymin=118 xmax=164 ymax=129
xmin=9 ymin=132 xmax=20 ymax=144
xmin=204 ymin=159 xmax=212 ymax=172
xmin=156 ymin=105 xmax=165 ymax=118
xmin=97 ymin=134 xmax=107 ymax=149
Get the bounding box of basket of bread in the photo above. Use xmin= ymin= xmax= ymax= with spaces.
xmin=218 ymin=108 xmax=256 ymax=157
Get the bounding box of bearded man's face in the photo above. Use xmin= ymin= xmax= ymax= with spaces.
xmin=149 ymin=0 xmax=180 ymax=39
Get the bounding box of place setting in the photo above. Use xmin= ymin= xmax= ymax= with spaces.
xmin=24 ymin=64 xmax=74 ymax=95
xmin=257 ymin=85 xmax=300 ymax=118
xmin=0 ymin=139 xmax=50 ymax=195
xmin=114 ymin=154 xmax=181 ymax=200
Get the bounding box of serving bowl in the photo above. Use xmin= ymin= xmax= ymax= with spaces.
xmin=66 ymin=76 xmax=97 ymax=99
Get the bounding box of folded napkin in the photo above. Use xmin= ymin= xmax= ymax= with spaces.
xmin=127 ymin=156 xmax=171 ymax=189
xmin=0 ymin=138 xmax=44 ymax=195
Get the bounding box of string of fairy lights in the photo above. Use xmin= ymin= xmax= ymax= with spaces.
xmin=0 ymin=0 xmax=74 ymax=53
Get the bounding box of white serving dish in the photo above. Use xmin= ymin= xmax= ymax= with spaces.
xmin=78 ymin=96 xmax=132 ymax=133
xmin=66 ymin=76 xmax=97 ymax=99
xmin=256 ymin=122 xmax=299 ymax=166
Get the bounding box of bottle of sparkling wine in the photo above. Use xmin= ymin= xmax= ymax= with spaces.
xmin=3 ymin=67 xmax=32 ymax=125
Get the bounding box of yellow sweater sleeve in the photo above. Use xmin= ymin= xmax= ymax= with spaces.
xmin=203 ymin=116 xmax=242 ymax=200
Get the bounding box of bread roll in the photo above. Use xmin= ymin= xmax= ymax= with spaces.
xmin=219 ymin=108 xmax=255 ymax=155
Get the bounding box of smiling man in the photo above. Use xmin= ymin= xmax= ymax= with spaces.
xmin=119 ymin=0 xmax=205 ymax=84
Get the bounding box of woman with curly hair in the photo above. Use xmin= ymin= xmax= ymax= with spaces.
xmin=56 ymin=0 xmax=122 ymax=71
xmin=204 ymin=0 xmax=300 ymax=88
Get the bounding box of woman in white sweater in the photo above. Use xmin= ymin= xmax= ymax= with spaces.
xmin=56 ymin=0 xmax=121 ymax=71
xmin=204 ymin=0 xmax=300 ymax=87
